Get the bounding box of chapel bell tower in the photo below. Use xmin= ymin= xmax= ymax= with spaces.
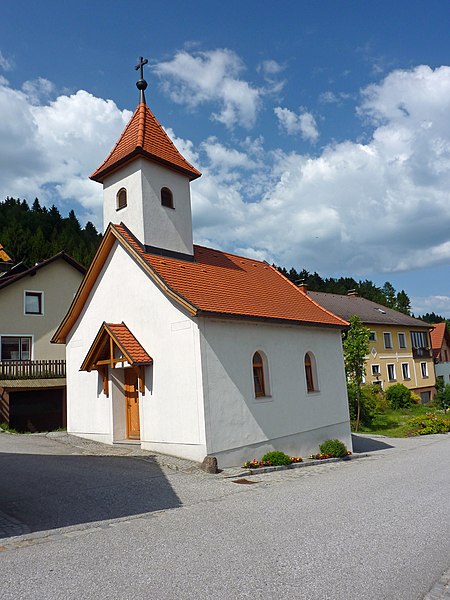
xmin=90 ymin=57 xmax=201 ymax=258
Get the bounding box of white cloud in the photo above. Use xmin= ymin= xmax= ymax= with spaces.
xmin=22 ymin=77 xmax=55 ymax=105
xmin=2 ymin=61 xmax=450 ymax=287
xmin=411 ymin=295 xmax=450 ymax=318
xmin=274 ymin=107 xmax=319 ymax=141
xmin=154 ymin=49 xmax=261 ymax=129
xmin=0 ymin=51 xmax=13 ymax=71
xmin=0 ymin=79 xmax=131 ymax=228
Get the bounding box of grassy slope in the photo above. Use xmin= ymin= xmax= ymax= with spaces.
xmin=355 ymin=404 xmax=450 ymax=437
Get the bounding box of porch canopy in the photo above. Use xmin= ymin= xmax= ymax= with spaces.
xmin=80 ymin=322 xmax=152 ymax=396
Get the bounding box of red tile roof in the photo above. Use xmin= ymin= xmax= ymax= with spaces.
xmin=115 ymin=224 xmax=348 ymax=328
xmin=431 ymin=322 xmax=447 ymax=352
xmin=106 ymin=322 xmax=153 ymax=364
xmin=90 ymin=102 xmax=201 ymax=183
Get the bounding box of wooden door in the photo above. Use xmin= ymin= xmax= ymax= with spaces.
xmin=125 ymin=368 xmax=140 ymax=440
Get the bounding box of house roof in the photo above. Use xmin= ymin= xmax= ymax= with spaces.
xmin=80 ymin=321 xmax=152 ymax=372
xmin=430 ymin=322 xmax=450 ymax=355
xmin=0 ymin=252 xmax=86 ymax=291
xmin=0 ymin=244 xmax=12 ymax=263
xmin=90 ymin=102 xmax=202 ymax=183
xmin=52 ymin=224 xmax=348 ymax=343
xmin=308 ymin=290 xmax=430 ymax=329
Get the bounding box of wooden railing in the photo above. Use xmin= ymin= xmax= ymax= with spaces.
xmin=0 ymin=360 xmax=66 ymax=380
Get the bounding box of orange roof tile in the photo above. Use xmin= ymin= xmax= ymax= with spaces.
xmin=106 ymin=322 xmax=152 ymax=364
xmin=115 ymin=225 xmax=347 ymax=328
xmin=431 ymin=322 xmax=447 ymax=352
xmin=90 ymin=102 xmax=201 ymax=183
xmin=80 ymin=321 xmax=152 ymax=371
xmin=0 ymin=244 xmax=12 ymax=263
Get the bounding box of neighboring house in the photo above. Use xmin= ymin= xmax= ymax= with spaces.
xmin=431 ymin=323 xmax=450 ymax=384
xmin=304 ymin=288 xmax=436 ymax=403
xmin=0 ymin=244 xmax=13 ymax=274
xmin=0 ymin=252 xmax=85 ymax=431
xmin=52 ymin=69 xmax=352 ymax=468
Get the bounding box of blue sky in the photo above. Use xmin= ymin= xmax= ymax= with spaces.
xmin=1 ymin=0 xmax=450 ymax=315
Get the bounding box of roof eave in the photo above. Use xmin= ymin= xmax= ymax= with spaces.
xmin=90 ymin=148 xmax=201 ymax=183
xmin=196 ymin=310 xmax=349 ymax=330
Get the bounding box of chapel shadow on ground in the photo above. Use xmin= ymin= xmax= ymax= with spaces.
xmin=351 ymin=434 xmax=394 ymax=453
xmin=0 ymin=452 xmax=182 ymax=538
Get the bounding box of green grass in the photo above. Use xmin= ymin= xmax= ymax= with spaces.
xmin=0 ymin=422 xmax=19 ymax=433
xmin=354 ymin=404 xmax=450 ymax=437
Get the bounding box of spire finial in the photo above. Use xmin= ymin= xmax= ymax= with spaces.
xmin=135 ymin=56 xmax=148 ymax=104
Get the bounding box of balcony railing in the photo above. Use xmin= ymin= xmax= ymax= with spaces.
xmin=412 ymin=347 xmax=432 ymax=359
xmin=0 ymin=360 xmax=66 ymax=380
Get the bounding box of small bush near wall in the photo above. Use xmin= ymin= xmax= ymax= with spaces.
xmin=319 ymin=439 xmax=349 ymax=458
xmin=386 ymin=384 xmax=412 ymax=409
xmin=261 ymin=451 xmax=291 ymax=466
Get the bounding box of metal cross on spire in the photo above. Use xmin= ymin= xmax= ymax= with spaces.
xmin=135 ymin=56 xmax=148 ymax=104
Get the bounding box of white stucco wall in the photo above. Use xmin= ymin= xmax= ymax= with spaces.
xmin=198 ymin=318 xmax=352 ymax=467
xmin=65 ymin=241 xmax=206 ymax=460
xmin=102 ymin=159 xmax=194 ymax=256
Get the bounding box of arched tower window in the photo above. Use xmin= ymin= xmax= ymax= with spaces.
xmin=253 ymin=351 xmax=267 ymax=398
xmin=305 ymin=352 xmax=318 ymax=393
xmin=161 ymin=187 xmax=174 ymax=209
xmin=116 ymin=188 xmax=127 ymax=210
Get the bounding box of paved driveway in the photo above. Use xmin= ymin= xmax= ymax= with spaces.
xmin=1 ymin=431 xmax=450 ymax=600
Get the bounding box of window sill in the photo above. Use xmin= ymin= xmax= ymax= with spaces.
xmin=254 ymin=395 xmax=273 ymax=403
xmin=307 ymin=390 xmax=321 ymax=395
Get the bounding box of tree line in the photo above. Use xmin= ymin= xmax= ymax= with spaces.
xmin=0 ymin=196 xmax=436 ymax=321
xmin=276 ymin=265 xmax=411 ymax=314
xmin=0 ymin=197 xmax=102 ymax=268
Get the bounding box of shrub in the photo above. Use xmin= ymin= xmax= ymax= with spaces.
xmin=386 ymin=383 xmax=412 ymax=409
xmin=347 ymin=383 xmax=387 ymax=425
xmin=319 ymin=439 xmax=349 ymax=458
xmin=261 ymin=451 xmax=291 ymax=466
xmin=407 ymin=413 xmax=450 ymax=436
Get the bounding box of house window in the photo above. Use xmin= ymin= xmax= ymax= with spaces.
xmin=401 ymin=363 xmax=410 ymax=380
xmin=161 ymin=187 xmax=174 ymax=208
xmin=252 ymin=352 xmax=266 ymax=397
xmin=371 ymin=364 xmax=380 ymax=376
xmin=387 ymin=363 xmax=396 ymax=381
xmin=398 ymin=333 xmax=406 ymax=348
xmin=24 ymin=291 xmax=43 ymax=315
xmin=304 ymin=352 xmax=318 ymax=393
xmin=1 ymin=336 xmax=31 ymax=360
xmin=383 ymin=333 xmax=392 ymax=349
xmin=369 ymin=331 xmax=376 ymax=342
xmin=116 ymin=188 xmax=127 ymax=210
xmin=420 ymin=362 xmax=428 ymax=378
xmin=411 ymin=331 xmax=428 ymax=349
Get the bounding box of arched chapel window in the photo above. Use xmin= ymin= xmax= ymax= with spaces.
xmin=253 ymin=351 xmax=266 ymax=398
xmin=305 ymin=352 xmax=318 ymax=393
xmin=116 ymin=188 xmax=127 ymax=210
xmin=161 ymin=187 xmax=174 ymax=208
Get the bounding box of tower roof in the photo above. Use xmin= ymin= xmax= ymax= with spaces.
xmin=90 ymin=102 xmax=202 ymax=183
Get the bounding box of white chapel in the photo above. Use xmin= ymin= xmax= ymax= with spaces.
xmin=53 ymin=59 xmax=352 ymax=467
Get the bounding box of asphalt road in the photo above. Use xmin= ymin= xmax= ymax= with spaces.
xmin=1 ymin=432 xmax=450 ymax=599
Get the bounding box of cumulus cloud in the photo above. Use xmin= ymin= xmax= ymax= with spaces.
xmin=0 ymin=50 xmax=13 ymax=71
xmin=2 ymin=60 xmax=450 ymax=285
xmin=0 ymin=78 xmax=131 ymax=227
xmin=411 ymin=295 xmax=450 ymax=318
xmin=154 ymin=49 xmax=261 ymax=129
xmin=274 ymin=107 xmax=319 ymax=141
xmin=192 ymin=65 xmax=450 ymax=276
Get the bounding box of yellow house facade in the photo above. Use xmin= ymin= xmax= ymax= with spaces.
xmin=307 ymin=290 xmax=435 ymax=403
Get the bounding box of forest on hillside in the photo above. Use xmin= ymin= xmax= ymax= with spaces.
xmin=0 ymin=197 xmax=421 ymax=318
xmin=0 ymin=197 xmax=102 ymax=268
